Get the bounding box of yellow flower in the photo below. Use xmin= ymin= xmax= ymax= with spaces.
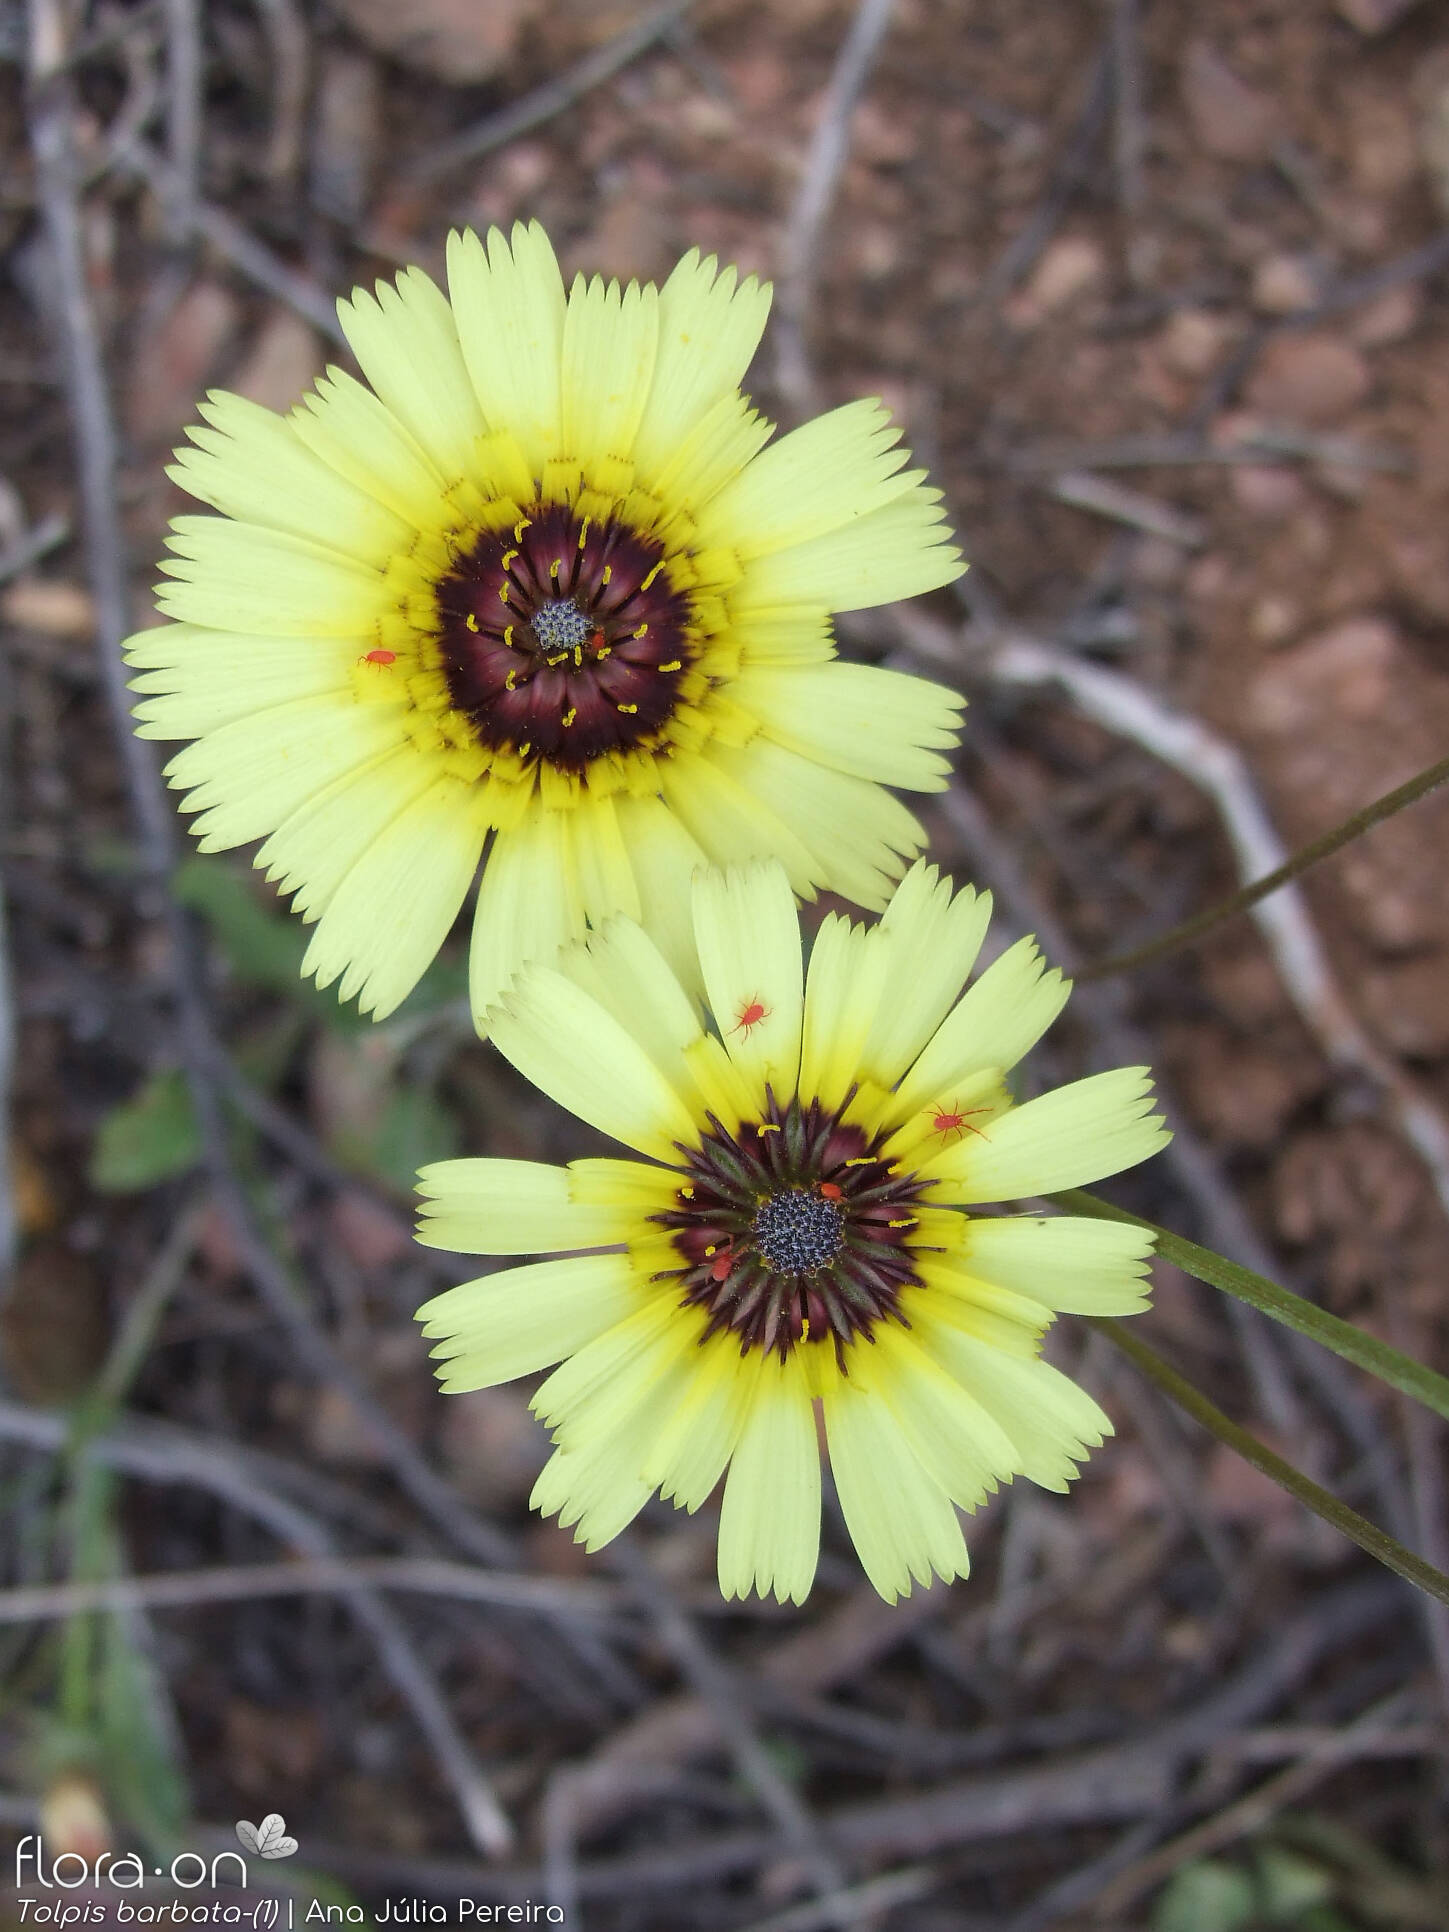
xmin=414 ymin=861 xmax=1171 ymax=1604
xmin=127 ymin=222 xmax=966 ymax=1024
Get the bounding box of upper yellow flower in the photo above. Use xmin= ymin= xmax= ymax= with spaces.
xmin=414 ymin=861 xmax=1171 ymax=1604
xmin=127 ymin=222 xmax=966 ymax=1024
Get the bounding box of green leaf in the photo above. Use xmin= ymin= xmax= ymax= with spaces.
xmin=1255 ymin=1847 xmax=1333 ymax=1920
xmin=334 ymin=1085 xmax=462 ymax=1198
xmin=1054 ymin=1189 xmax=1449 ymax=1427
xmin=1153 ymin=1862 xmax=1257 ymax=1932
xmin=173 ymin=856 xmax=311 ymax=997
xmin=89 ymin=1070 xmax=201 ymax=1193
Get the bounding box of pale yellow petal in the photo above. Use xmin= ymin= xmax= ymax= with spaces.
xmin=692 ymin=863 xmax=803 ymax=1105
xmin=632 ymin=250 xmax=771 ymax=480
xmin=741 ymin=489 xmax=964 ymax=612
xmin=860 ymin=865 xmax=993 ymax=1088
xmin=291 ymin=368 xmax=448 ymax=528
xmin=660 ymin=749 xmax=820 ymax=898
xmin=711 ymin=740 xmax=923 ymax=912
xmin=717 ymin=1359 xmax=821 ymax=1605
xmin=130 ymin=628 xmax=355 ymax=738
xmin=892 ymin=937 xmax=1071 ymax=1122
xmin=416 ymin=1158 xmax=633 ymax=1255
xmin=336 ymin=265 xmax=486 ymax=481
xmin=257 ymin=744 xmax=435 ymax=919
xmin=560 ymin=274 xmax=659 ymax=470
xmin=611 ymin=793 xmax=710 ymax=997
xmin=489 ymin=966 xmax=698 ymax=1161
xmin=959 ymin=1214 xmax=1156 ymax=1316
xmin=697 ymin=400 xmax=916 ymax=558
xmin=468 ymin=805 xmax=586 ymax=1028
xmin=170 ymin=391 xmax=411 ymax=563
xmin=927 ymin=1068 xmax=1171 ymax=1202
xmin=735 ymin=660 xmax=963 ymax=792
xmin=416 ymin=1252 xmax=634 ymax=1392
xmin=446 ymin=222 xmax=566 ymax=478
xmin=157 ymin=518 xmax=387 ymax=636
xmin=301 ymin=774 xmax=489 ymax=1018
xmin=823 ymin=1382 xmax=970 ymax=1603
xmin=798 ymin=912 xmax=888 ymax=1113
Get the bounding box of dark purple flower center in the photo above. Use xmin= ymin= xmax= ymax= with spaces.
xmin=432 ymin=502 xmax=696 ymax=770
xmin=653 ymin=1092 xmax=935 ymax=1366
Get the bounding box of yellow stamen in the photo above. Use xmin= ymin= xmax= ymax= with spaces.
xmin=504 ymin=671 xmax=517 ymax=690
xmin=632 ymin=624 xmax=648 ymax=639
xmin=499 ymin=585 xmax=510 ymax=604
xmin=601 ymin=564 xmax=612 ymax=585
xmin=659 ymin=659 xmax=681 ymax=672
xmin=513 ymin=516 xmax=530 ymax=543
xmin=550 ymin=559 xmax=561 ymax=581
xmin=640 ymin=561 xmax=664 ymax=590
xmin=465 ymin=613 xmax=478 ymax=633
xmin=617 ymin=703 xmax=638 ymax=714
xmin=501 ymin=549 xmax=518 ymax=572
xmin=562 ymin=707 xmax=577 ymax=727
xmin=577 ymin=517 xmax=590 ymax=549
xmin=845 ymin=1156 xmax=876 ymax=1167
xmin=503 ymin=625 xmax=514 ymax=648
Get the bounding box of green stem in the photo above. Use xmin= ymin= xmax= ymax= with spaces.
xmin=1054 ymin=1188 xmax=1449 ymax=1426
xmin=1094 ymin=1319 xmax=1449 ymax=1609
xmin=1077 ymin=751 xmax=1449 ymax=983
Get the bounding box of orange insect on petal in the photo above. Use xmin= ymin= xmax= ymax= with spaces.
xmin=819 ymin=1183 xmax=843 ymax=1201
xmin=710 ymin=1249 xmax=733 ymax=1281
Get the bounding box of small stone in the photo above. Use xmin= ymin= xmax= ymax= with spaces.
xmin=1337 ymin=0 xmax=1423 ymax=29
xmin=1248 ymin=594 xmax=1300 ymax=644
xmin=1250 ymin=616 xmax=1396 ymax=732
xmin=1251 ymin=254 xmax=1321 ymax=316
xmin=1349 ymin=284 xmax=1422 ymax=348
xmin=1020 ymin=234 xmax=1105 ymax=316
xmin=1229 ymin=465 xmax=1307 ymax=519
xmin=229 ymin=308 xmax=325 ymax=414
xmin=1180 ymin=42 xmax=1278 ymax=162
xmin=332 ymin=0 xmax=538 ymax=82
xmin=1158 ymin=307 xmax=1232 ymax=379
xmin=1244 ymin=334 xmax=1372 ymax=426
xmin=126 ymin=278 xmax=240 ymax=445
xmin=1 ymin=577 xmax=95 ymax=637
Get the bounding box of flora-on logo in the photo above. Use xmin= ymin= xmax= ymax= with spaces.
xmin=234 ymin=1815 xmax=298 ymax=1860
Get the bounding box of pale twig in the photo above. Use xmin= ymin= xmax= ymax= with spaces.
xmin=116 ymin=139 xmax=345 ymax=342
xmin=898 ymin=607 xmax=1449 ymax=1222
xmin=162 ymin=0 xmax=201 ymax=235
xmin=0 ymin=1554 xmax=620 ymax=1624
xmin=0 ymin=509 xmax=70 ymax=584
xmin=0 ymin=1391 xmax=514 ymax=1854
xmin=612 ymin=1541 xmax=854 ymax=1920
xmin=1089 ymin=1692 xmax=1418 ymax=1918
xmin=734 ymin=1865 xmax=938 ymax=1932
xmin=403 ymin=0 xmax=700 ymax=186
xmin=25 ymin=3 xmax=513 ymax=1854
xmin=773 ymin=0 xmax=900 ymax=413
xmin=251 ymin=0 xmax=309 ymax=182
xmin=1048 ymin=470 xmax=1206 ymax=547
xmin=0 ymin=884 xmax=15 ymax=1291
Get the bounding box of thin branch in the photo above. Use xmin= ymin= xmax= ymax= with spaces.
xmin=24 ymin=0 xmax=512 ymax=1855
xmin=0 ymin=1555 xmax=620 ymax=1625
xmin=1059 ymin=1187 xmax=1449 ymax=1427
xmin=896 ymin=605 xmax=1449 ymax=1221
xmin=403 ymin=0 xmax=701 ymax=186
xmin=773 ymin=0 xmax=900 ymax=413
xmin=1079 ymin=750 xmax=1449 ymax=983
xmin=1092 ymin=1320 xmax=1449 ymax=1609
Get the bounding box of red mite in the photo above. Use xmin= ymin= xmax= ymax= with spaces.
xmin=709 ymin=1248 xmax=734 ymax=1281
xmin=819 ymin=1183 xmax=844 ymax=1201
xmin=930 ymin=1106 xmax=989 ymax=1144
xmin=359 ymin=648 xmax=397 ymax=667
xmin=731 ymin=996 xmax=771 ymax=1037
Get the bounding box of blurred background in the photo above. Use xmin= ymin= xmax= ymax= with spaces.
xmin=2 ymin=0 xmax=1448 ymax=1925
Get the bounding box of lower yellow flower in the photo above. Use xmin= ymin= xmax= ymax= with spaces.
xmin=127 ymin=222 xmax=965 ymax=1025
xmin=415 ymin=862 xmax=1171 ymax=1603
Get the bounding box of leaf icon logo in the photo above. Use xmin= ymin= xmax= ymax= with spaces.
xmin=235 ymin=1814 xmax=298 ymax=1859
